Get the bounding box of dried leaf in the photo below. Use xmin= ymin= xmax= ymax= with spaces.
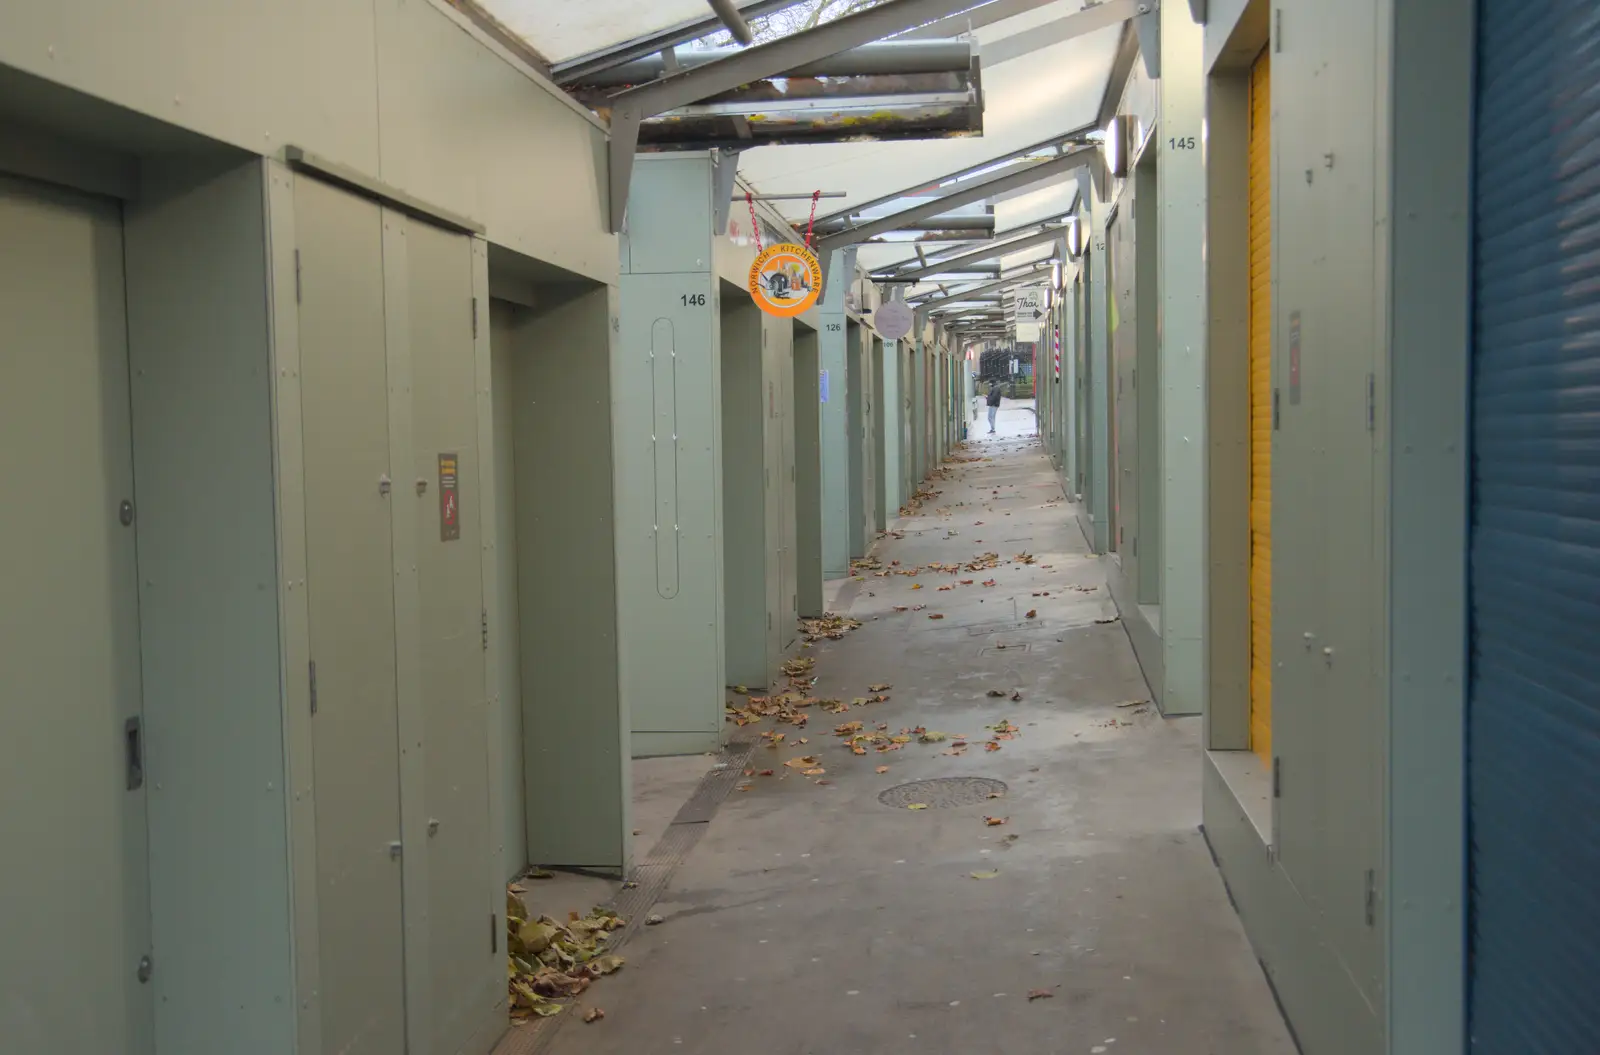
xmin=758 ymin=769 xmax=774 ymax=776
xmin=907 ymin=803 xmax=930 ymax=810
xmin=583 ymin=1007 xmax=605 ymax=1023
xmin=986 ymin=689 xmax=1007 ymax=698
xmin=876 ymin=765 xmax=890 ymax=773
xmin=1027 ymin=988 xmax=1054 ymax=1001
xmin=984 ymin=816 xmax=1008 ymax=826
xmin=1011 ymin=690 xmax=1023 ymax=702
xmin=529 ymin=869 xmax=555 ymax=880
xmin=869 ymin=683 xmax=892 ymax=692
xmin=1115 ymin=699 xmax=1149 ymax=708
xmin=985 ymin=741 xmax=1002 ymax=752
xmin=645 ymin=914 xmax=664 ymax=926
xmin=928 ymin=613 xmax=945 ymax=620
xmin=1025 ymin=609 xmax=1037 ymax=619
xmin=803 ymin=767 xmax=826 ymax=776
xmin=970 ymin=870 xmax=1000 ymax=879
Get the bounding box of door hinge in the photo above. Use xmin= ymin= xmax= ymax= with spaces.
xmin=1273 ymin=7 xmax=1283 ymax=51
xmin=309 ymin=659 xmax=319 ymax=715
xmin=481 ymin=608 xmax=489 ymax=651
xmin=1366 ymin=372 xmax=1376 ymax=432
xmin=1364 ymin=868 xmax=1377 ymax=927
xmin=1272 ymin=756 xmax=1282 ymax=798
xmin=471 ymin=296 xmax=479 ymax=339
xmin=491 ymin=912 xmax=499 ymax=954
xmin=1272 ymin=387 xmax=1282 ymax=430
xmin=294 ymin=249 xmax=302 ymax=304
xmin=1131 ymin=534 xmax=1137 ymax=557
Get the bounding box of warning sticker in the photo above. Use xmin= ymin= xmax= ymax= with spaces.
xmin=439 ymin=453 xmax=460 ymax=542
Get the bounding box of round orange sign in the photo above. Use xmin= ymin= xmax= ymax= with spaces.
xmin=748 ymin=243 xmax=823 ymax=317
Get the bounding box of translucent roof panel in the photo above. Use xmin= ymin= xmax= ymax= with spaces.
xmin=741 ymin=1 xmax=1120 ymax=220
xmin=477 ymin=0 xmax=718 ymax=63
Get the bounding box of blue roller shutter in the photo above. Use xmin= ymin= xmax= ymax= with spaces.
xmin=1469 ymin=2 xmax=1600 ymax=1051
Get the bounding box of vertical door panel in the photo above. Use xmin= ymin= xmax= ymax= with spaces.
xmin=406 ymin=219 xmax=497 ymax=1054
xmin=0 ymin=175 xmax=152 ymax=1055
xmin=294 ymin=174 xmax=407 ymax=1055
xmin=1469 ymin=1 xmax=1600 ymax=1045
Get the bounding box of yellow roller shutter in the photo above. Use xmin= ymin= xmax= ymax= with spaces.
xmin=1248 ymin=49 xmax=1273 ymax=765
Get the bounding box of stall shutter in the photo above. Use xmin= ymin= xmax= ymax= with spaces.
xmin=1248 ymin=48 xmax=1273 ymax=764
xmin=1469 ymin=2 xmax=1600 ymax=1050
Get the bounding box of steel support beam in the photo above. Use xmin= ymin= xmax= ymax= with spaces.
xmin=552 ymin=0 xmax=810 ymax=84
xmin=913 ymin=264 xmax=1052 ymax=319
xmin=815 ymin=145 xmax=1095 ymax=295
xmin=978 ymin=0 xmax=1139 ymax=68
xmin=707 ymin=0 xmax=756 ymax=44
xmin=814 ymin=126 xmax=1094 ymax=226
xmin=605 ymin=0 xmax=999 ymax=231
xmin=895 ymin=0 xmax=1058 ymax=41
xmin=877 ymin=224 xmax=1066 ymax=281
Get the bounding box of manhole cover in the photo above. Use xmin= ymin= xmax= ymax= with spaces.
xmin=878 ymin=776 xmax=1009 ymax=809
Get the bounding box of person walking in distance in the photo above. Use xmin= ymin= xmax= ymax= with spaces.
xmin=986 ymin=380 xmax=1006 ymax=434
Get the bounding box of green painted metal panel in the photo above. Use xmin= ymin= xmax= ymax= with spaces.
xmin=0 ymin=173 xmax=153 ymax=1055
xmin=618 ymin=154 xmax=724 ymax=756
xmin=793 ymin=327 xmax=825 ymax=615
xmin=488 ymin=300 xmax=527 ymax=878
xmin=846 ymin=319 xmax=867 ymax=558
xmin=880 ymin=337 xmax=903 ymax=516
xmin=511 ymin=284 xmax=632 ymax=865
xmin=872 ymin=335 xmax=890 ymax=533
xmin=124 ymin=159 xmax=296 ymax=1054
xmin=819 ymin=253 xmax=852 ymax=578
xmin=721 ymin=295 xmax=771 ymax=687
xmin=405 ymin=217 xmax=500 ymax=1054
xmin=293 ymin=173 xmax=408 ymax=1055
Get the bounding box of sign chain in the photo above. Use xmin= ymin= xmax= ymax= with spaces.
xmin=804 ymin=190 xmax=821 ymax=250
xmin=746 ymin=192 xmax=762 ymax=253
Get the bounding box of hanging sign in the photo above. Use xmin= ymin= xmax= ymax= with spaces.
xmin=749 ymin=243 xmax=822 ymax=318
xmin=875 ymin=299 xmax=913 ymax=341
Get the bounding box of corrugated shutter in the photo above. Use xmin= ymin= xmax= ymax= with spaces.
xmin=1469 ymin=2 xmax=1600 ymax=1050
xmin=1248 ymin=49 xmax=1273 ymax=765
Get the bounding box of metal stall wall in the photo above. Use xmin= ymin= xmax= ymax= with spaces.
xmin=1468 ymin=1 xmax=1600 ymax=1047
xmin=617 ymin=154 xmax=726 ymax=757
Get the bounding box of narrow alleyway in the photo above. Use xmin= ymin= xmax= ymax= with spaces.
xmin=519 ymin=410 xmax=1295 ymax=1055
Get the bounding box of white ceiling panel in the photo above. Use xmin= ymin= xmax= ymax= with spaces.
xmin=478 ymin=0 xmax=716 ymax=63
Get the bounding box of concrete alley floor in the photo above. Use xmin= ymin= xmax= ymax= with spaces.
xmin=530 ymin=411 xmax=1295 ymax=1055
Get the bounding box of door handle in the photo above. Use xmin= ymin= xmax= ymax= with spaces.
xmin=125 ymin=716 xmax=144 ymax=790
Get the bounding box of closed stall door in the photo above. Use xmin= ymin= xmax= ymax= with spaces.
xmin=406 ymin=218 xmax=497 ymax=1054
xmin=1248 ymin=48 xmax=1273 ymax=766
xmin=1468 ymin=2 xmax=1600 ymax=1047
xmin=0 ymin=175 xmax=153 ymax=1055
xmin=294 ymin=174 xmax=408 ymax=1055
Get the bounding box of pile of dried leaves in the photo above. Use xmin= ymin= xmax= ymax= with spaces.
xmin=506 ymin=888 xmax=626 ymax=1021
xmin=800 ymin=613 xmax=862 ymax=642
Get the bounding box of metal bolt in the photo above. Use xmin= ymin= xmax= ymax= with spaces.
xmin=379 ymin=474 xmax=392 ymax=496
xmin=416 ymin=478 xmax=428 ymax=495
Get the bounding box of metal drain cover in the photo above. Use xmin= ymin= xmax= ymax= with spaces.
xmin=879 ymin=776 xmax=1009 ymax=809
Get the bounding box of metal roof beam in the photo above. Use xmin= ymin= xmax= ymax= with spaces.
xmin=552 ymin=0 xmax=810 ymax=85
xmin=814 ymin=125 xmax=1096 ymax=225
xmin=817 ymin=145 xmax=1094 ymax=268
xmin=706 ymin=0 xmax=756 ymax=44
xmin=977 ymin=0 xmax=1139 ymax=67
xmin=894 ymin=0 xmax=1057 ymax=41
xmin=876 ymin=224 xmax=1066 ymax=281
xmin=913 ymin=263 xmax=1053 ymax=318
xmin=606 ymin=0 xmax=999 ymax=230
